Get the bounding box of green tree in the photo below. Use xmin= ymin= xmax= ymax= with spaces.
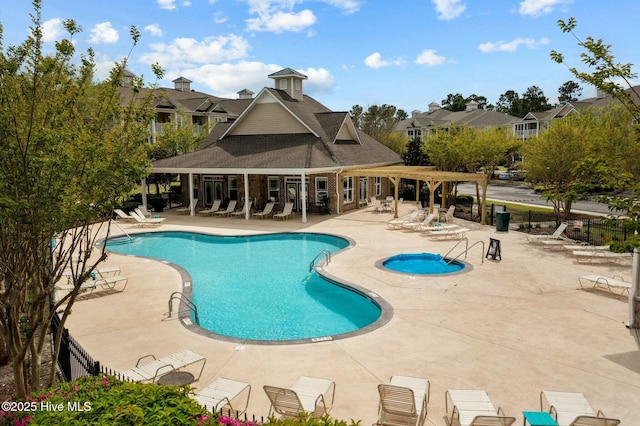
xmin=551 ymin=17 xmax=640 ymax=223
xmin=403 ymin=137 xmax=428 ymax=166
xmin=551 ymin=17 xmax=640 ymax=120
xmin=0 ymin=1 xmax=161 ymax=398
xmin=441 ymin=93 xmax=466 ymax=111
xmin=496 ymin=90 xmax=525 ymax=117
xmin=522 ymin=85 xmax=552 ymax=113
xmin=557 ymin=80 xmax=583 ymax=104
xmin=351 ymin=104 xmax=402 ymax=141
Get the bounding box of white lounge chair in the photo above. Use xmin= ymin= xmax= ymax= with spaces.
xmin=417 ymin=223 xmax=457 ymax=233
xmin=176 ymin=198 xmax=198 ymax=215
xmin=252 ymin=202 xmax=275 ymax=219
xmin=386 ymin=208 xmax=423 ymax=230
xmin=114 ymin=209 xmax=137 ymax=222
xmin=428 ymin=227 xmax=469 ymax=240
xmin=198 ymin=199 xmax=222 ymax=216
xmin=231 ymin=201 xmax=252 ymax=218
xmin=263 ymin=376 xmax=335 ymax=418
xmin=403 ymin=214 xmax=437 ymax=232
xmin=540 ymin=391 xmax=620 ymax=426
xmin=526 ymin=223 xmax=570 ymax=243
xmin=213 ymin=200 xmax=237 ymax=217
xmin=572 ymin=250 xmax=632 ymax=264
xmin=375 ymin=375 xmax=429 ymax=426
xmin=445 ymin=389 xmax=515 ymax=426
xmin=193 ymin=377 xmax=251 ymax=415
xmin=137 ymin=205 xmax=153 ymax=217
xmin=118 ymin=349 xmax=206 ymax=384
xmin=55 ymin=274 xmax=129 ymax=296
xmin=273 ymin=202 xmax=294 ymax=220
xmin=131 ymin=211 xmax=165 ymax=227
xmin=562 ymin=244 xmax=610 ymax=252
xmin=578 ymin=274 xmax=632 ymax=296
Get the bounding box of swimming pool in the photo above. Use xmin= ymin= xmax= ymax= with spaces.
xmin=105 ymin=231 xmax=386 ymax=343
xmin=380 ymin=253 xmax=469 ymax=275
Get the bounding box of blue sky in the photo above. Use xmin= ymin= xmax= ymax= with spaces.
xmin=2 ymin=0 xmax=639 ymax=113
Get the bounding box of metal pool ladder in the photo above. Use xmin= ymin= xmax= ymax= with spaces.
xmin=168 ymin=291 xmax=199 ymax=325
xmin=443 ymin=238 xmax=485 ymax=265
xmin=309 ymin=249 xmax=331 ymax=271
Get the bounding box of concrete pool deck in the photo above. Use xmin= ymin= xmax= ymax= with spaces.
xmin=65 ymin=204 xmax=640 ymax=425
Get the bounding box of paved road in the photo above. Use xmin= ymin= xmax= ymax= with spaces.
xmin=456 ymin=181 xmax=615 ymax=216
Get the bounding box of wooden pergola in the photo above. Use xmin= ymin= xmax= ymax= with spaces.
xmin=340 ymin=165 xmax=490 ymax=224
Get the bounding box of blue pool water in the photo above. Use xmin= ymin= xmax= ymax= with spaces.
xmin=383 ymin=253 xmax=465 ymax=275
xmin=105 ymin=232 xmax=382 ymax=341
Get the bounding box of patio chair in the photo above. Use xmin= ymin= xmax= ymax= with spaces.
xmin=562 ymin=244 xmax=610 ymax=252
xmin=572 ymin=250 xmax=632 ymax=264
xmin=439 ymin=205 xmax=456 ymax=223
xmin=428 ymin=227 xmax=469 ymax=240
xmin=578 ymin=274 xmax=632 ymax=296
xmin=252 ymin=202 xmax=275 ymax=219
xmin=403 ymin=213 xmax=436 ymax=232
xmin=55 ymin=274 xmax=129 ymax=297
xmin=263 ymin=376 xmax=335 ymax=418
xmin=540 ymin=391 xmax=620 ymax=426
xmin=231 ymin=201 xmax=252 ymax=218
xmin=176 ymin=198 xmax=198 ymax=215
xmin=273 ymin=202 xmax=294 ymax=220
xmin=193 ymin=377 xmax=251 ymax=415
xmin=375 ymin=375 xmax=429 ymax=426
xmin=198 ymin=199 xmax=222 ymax=216
xmin=118 ymin=349 xmax=206 ymax=384
xmin=418 ymin=223 xmax=459 ymax=233
xmin=214 ymin=200 xmax=237 ymax=217
xmin=114 ymin=209 xmax=137 ymax=222
xmin=445 ymin=389 xmax=515 ymax=426
xmin=526 ymin=223 xmax=569 ymax=243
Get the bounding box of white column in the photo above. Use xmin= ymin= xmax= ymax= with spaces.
xmin=301 ymin=172 xmax=307 ymax=223
xmin=244 ymin=173 xmax=250 ymax=220
xmin=628 ymin=249 xmax=640 ymax=329
xmin=141 ymin=178 xmax=148 ymax=209
xmin=188 ymin=172 xmax=195 ymax=216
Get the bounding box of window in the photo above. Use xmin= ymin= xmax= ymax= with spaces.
xmin=295 ymin=79 xmax=301 ymax=90
xmin=228 ymin=176 xmax=238 ymax=200
xmin=315 ymin=177 xmax=328 ymax=203
xmin=374 ymin=177 xmax=381 ymax=197
xmin=343 ymin=176 xmax=353 ymax=203
xmin=268 ymin=176 xmax=280 ymax=202
xmin=279 ymin=79 xmax=287 ymax=90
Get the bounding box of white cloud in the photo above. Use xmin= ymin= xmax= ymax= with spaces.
xmin=478 ymin=37 xmax=550 ymax=53
xmin=300 ymin=67 xmax=334 ymax=94
xmin=321 ymin=0 xmax=362 ymax=14
xmin=140 ymin=34 xmax=250 ymax=68
xmin=415 ymin=49 xmax=446 ymax=66
xmin=365 ymin=52 xmax=390 ymax=69
xmin=170 ymin=62 xmax=334 ymax=97
xmin=247 ymin=9 xmax=316 ymax=33
xmin=432 ymin=0 xmax=466 ymax=20
xmin=364 ymin=52 xmax=404 ymax=69
xmin=519 ymin=0 xmax=572 ymax=17
xmin=89 ymin=22 xmax=119 ymax=44
xmin=157 ymin=0 xmax=177 ymax=10
xmin=40 ymin=18 xmax=65 ymax=43
xmin=214 ymin=12 xmax=228 ymax=24
xmin=144 ymin=24 xmax=163 ymax=37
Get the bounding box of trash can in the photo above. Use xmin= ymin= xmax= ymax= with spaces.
xmin=496 ymin=212 xmax=510 ymax=232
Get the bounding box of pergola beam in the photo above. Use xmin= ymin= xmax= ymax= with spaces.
xmin=340 ymin=166 xmax=489 ymax=224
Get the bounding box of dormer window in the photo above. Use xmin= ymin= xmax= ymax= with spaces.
xmin=279 ymin=79 xmax=288 ymax=90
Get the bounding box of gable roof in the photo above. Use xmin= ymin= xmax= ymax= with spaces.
xmin=152 ymin=88 xmax=401 ymax=174
xmin=394 ymin=108 xmax=518 ymax=132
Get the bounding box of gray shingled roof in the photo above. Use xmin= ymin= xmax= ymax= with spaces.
xmin=152 ymin=88 xmax=402 ymax=172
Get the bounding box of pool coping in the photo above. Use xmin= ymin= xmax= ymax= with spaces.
xmin=103 ymin=230 xmax=394 ymax=346
xmin=373 ymin=252 xmax=474 ymax=276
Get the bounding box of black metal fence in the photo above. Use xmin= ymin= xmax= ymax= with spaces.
xmin=50 ymin=313 xmax=101 ymax=382
xmin=454 ymin=202 xmax=635 ymax=246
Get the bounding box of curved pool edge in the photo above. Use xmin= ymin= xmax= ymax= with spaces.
xmin=374 ymin=253 xmax=474 ymax=276
xmin=102 ymin=229 xmax=394 ymax=346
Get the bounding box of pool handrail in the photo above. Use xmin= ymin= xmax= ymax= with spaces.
xmin=443 ymin=238 xmax=485 ymax=265
xmin=168 ymin=291 xmax=200 ymax=325
xmin=309 ymin=249 xmax=332 ymax=272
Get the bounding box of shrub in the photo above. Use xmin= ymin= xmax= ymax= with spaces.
xmin=1 ymin=375 xmax=215 ymax=426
